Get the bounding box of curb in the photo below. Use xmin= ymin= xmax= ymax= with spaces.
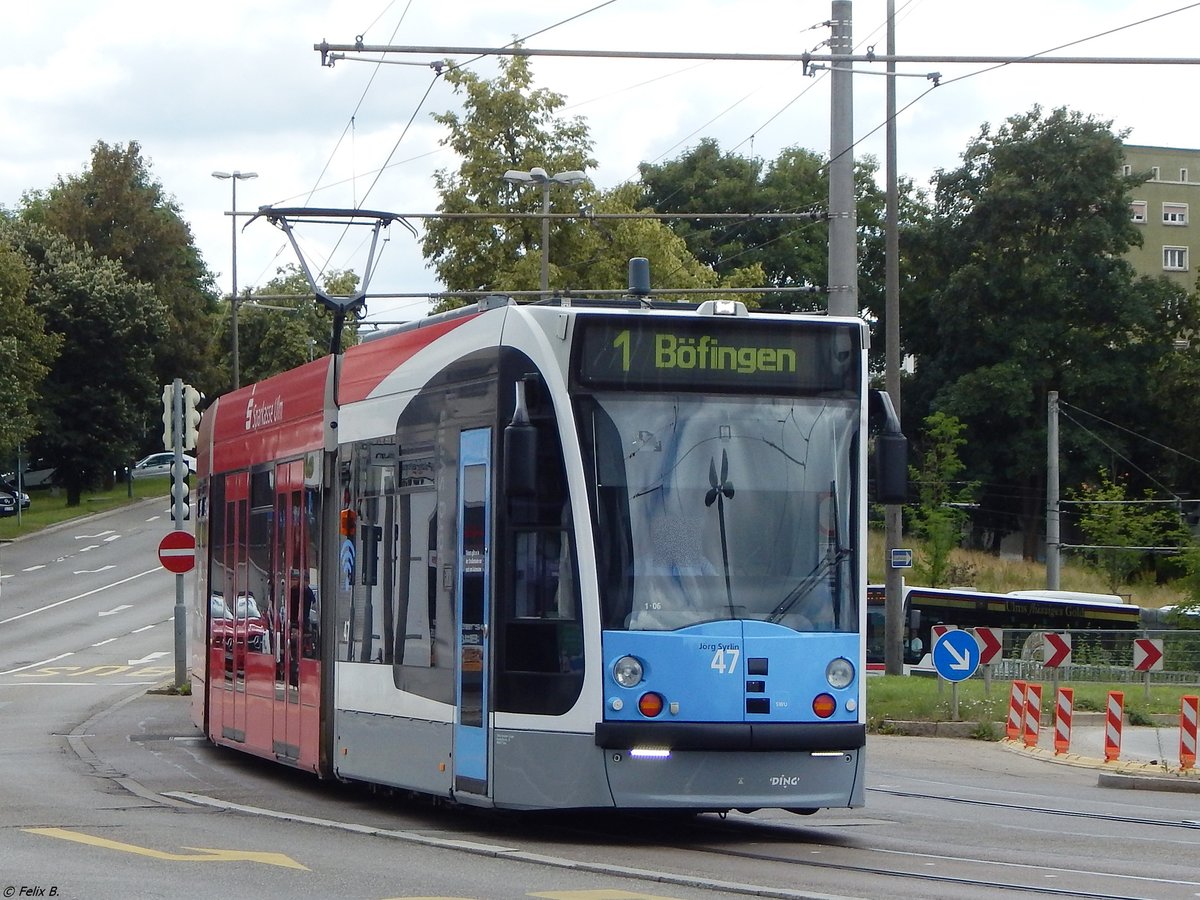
xmin=998 ymin=738 xmax=1200 ymax=792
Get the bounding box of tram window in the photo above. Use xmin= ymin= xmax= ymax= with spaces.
xmin=512 ymin=530 xmax=574 ymax=619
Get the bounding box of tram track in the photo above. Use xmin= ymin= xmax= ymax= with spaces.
xmin=869 ymin=785 xmax=1200 ymax=831
xmin=610 ymin=811 xmax=1200 ymax=900
xmin=166 ymin=793 xmax=1185 ymax=900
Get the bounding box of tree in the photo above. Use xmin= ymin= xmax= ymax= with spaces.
xmin=421 ymin=53 xmax=760 ymax=308
xmin=1070 ymin=469 xmax=1190 ymax=591
xmin=638 ymin=139 xmax=912 ymax=320
xmin=422 ymin=52 xmax=595 ymax=301
xmin=21 ymin=141 xmax=224 ymax=396
xmin=0 ymin=221 xmax=62 ymax=459
xmin=14 ymin=222 xmax=168 ymax=504
xmin=234 ymin=266 xmax=362 ymax=382
xmin=902 ymin=106 xmax=1171 ymax=558
xmin=906 ymin=412 xmax=977 ymax=587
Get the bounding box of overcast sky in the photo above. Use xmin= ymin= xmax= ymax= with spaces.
xmin=3 ymin=1 xmax=1199 ymax=324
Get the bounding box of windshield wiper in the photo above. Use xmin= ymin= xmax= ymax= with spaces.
xmin=767 ymin=547 xmax=851 ymax=624
xmin=768 ymin=479 xmax=849 ymax=626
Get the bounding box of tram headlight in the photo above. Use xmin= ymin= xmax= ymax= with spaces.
xmin=826 ymin=657 xmax=854 ymax=689
xmin=613 ymin=655 xmax=644 ymax=688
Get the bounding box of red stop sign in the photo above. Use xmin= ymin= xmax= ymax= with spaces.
xmin=158 ymin=530 xmax=196 ymax=574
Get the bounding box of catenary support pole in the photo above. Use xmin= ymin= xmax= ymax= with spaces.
xmin=828 ymin=1 xmax=856 ymax=316
xmin=1047 ymin=391 xmax=1061 ymax=589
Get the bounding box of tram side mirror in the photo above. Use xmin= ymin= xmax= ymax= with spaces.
xmin=504 ymin=379 xmax=538 ymax=498
xmin=869 ymin=390 xmax=908 ymax=506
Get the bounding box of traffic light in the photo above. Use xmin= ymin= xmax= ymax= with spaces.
xmin=170 ymin=456 xmax=191 ymax=521
xmin=161 ymin=383 xmax=174 ymax=451
xmin=182 ymin=384 xmax=202 ymax=451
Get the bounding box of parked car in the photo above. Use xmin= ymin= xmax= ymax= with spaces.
xmin=130 ymin=452 xmax=196 ymax=479
xmin=1 ymin=479 xmax=31 ymax=510
xmin=0 ymin=490 xmax=20 ymax=517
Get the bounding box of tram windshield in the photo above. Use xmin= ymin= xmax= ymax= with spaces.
xmin=580 ymin=392 xmax=859 ymax=633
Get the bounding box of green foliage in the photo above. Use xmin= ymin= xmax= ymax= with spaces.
xmin=421 ymin=53 xmax=754 ymax=310
xmin=906 ymin=412 xmax=976 ymax=586
xmin=1070 ymin=468 xmax=1191 ymax=590
xmin=22 ymin=141 xmax=223 ymax=397
xmin=422 ymin=51 xmax=595 ymax=301
xmin=232 ymin=265 xmax=361 ymax=383
xmin=0 ymin=223 xmax=62 ymax=457
xmin=638 ymin=139 xmax=906 ymax=321
xmin=903 ymin=106 xmax=1173 ymax=557
xmin=1171 ymin=546 xmax=1200 ymax=615
xmin=12 ymin=222 xmax=168 ymax=504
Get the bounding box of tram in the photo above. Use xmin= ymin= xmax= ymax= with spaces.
xmin=190 ymin=279 xmax=906 ymax=813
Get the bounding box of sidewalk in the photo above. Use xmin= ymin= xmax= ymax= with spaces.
xmin=1001 ymin=712 xmax=1200 ymax=793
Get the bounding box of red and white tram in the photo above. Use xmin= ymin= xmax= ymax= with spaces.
xmin=191 ymin=287 xmax=905 ymax=812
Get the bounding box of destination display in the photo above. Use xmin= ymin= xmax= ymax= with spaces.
xmin=575 ymin=317 xmax=859 ymax=394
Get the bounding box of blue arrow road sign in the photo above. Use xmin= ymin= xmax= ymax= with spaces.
xmin=932 ymin=629 xmax=979 ymax=682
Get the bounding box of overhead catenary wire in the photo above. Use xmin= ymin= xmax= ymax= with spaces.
xmin=298 ymin=3 xmax=1200 ymax=311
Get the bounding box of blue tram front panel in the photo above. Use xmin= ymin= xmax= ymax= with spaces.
xmin=595 ymin=621 xmax=865 ymax=809
xmin=600 ymin=620 xmax=859 ymax=724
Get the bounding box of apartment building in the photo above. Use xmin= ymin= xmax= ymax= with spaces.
xmin=1123 ymin=144 xmax=1200 ymax=290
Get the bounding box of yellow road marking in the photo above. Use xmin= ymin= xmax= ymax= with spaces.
xmin=531 ymin=892 xmax=686 ymax=899
xmin=24 ymin=827 xmax=308 ymax=870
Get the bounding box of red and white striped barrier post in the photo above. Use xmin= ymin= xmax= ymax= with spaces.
xmin=1054 ymin=687 xmax=1074 ymax=756
xmin=1104 ymin=691 xmax=1124 ymax=763
xmin=1023 ymin=683 xmax=1042 ymax=748
xmin=1006 ymin=680 xmax=1026 ymax=741
xmin=1181 ymin=695 xmax=1198 ymax=771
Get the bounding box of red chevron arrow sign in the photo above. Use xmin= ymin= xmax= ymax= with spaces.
xmin=1043 ymin=632 xmax=1072 ymax=668
xmin=972 ymin=627 xmax=1004 ymax=665
xmin=1132 ymin=638 xmax=1164 ymax=672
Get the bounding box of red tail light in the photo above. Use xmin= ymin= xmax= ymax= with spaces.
xmin=812 ymin=693 xmax=836 ymax=718
xmin=638 ymin=692 xmax=665 ymax=717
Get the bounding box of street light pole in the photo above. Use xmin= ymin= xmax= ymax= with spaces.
xmin=211 ymin=170 xmax=258 ymax=389
xmin=502 ymin=167 xmax=587 ymax=294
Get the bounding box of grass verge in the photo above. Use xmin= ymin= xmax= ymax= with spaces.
xmin=867 ymin=674 xmax=1197 ymax=734
xmin=0 ymin=477 xmax=169 ymax=541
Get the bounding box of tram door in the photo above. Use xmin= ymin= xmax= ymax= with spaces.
xmin=454 ymin=428 xmax=492 ymax=795
xmin=217 ymin=473 xmax=249 ymax=743
xmin=273 ymin=460 xmax=306 ymax=761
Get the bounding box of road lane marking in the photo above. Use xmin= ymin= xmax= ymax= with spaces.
xmin=8 ymin=664 xmax=174 ymax=680
xmin=0 ymin=652 xmax=74 ymax=676
xmin=22 ymin=565 xmax=47 ymax=572
xmin=75 ymin=530 xmax=115 ymax=540
xmin=132 ymin=624 xmax=156 ymax=633
xmin=0 ymin=568 xmax=161 ymax=624
xmin=98 ymin=604 xmax=132 ymax=617
xmin=0 ymin=681 xmax=160 ymax=687
xmin=24 ymin=828 xmax=308 ymax=869
xmin=75 ymin=565 xmax=117 ymax=574
xmin=128 ymin=651 xmax=168 ymax=665
xmin=92 ymin=638 xmax=118 ymax=646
